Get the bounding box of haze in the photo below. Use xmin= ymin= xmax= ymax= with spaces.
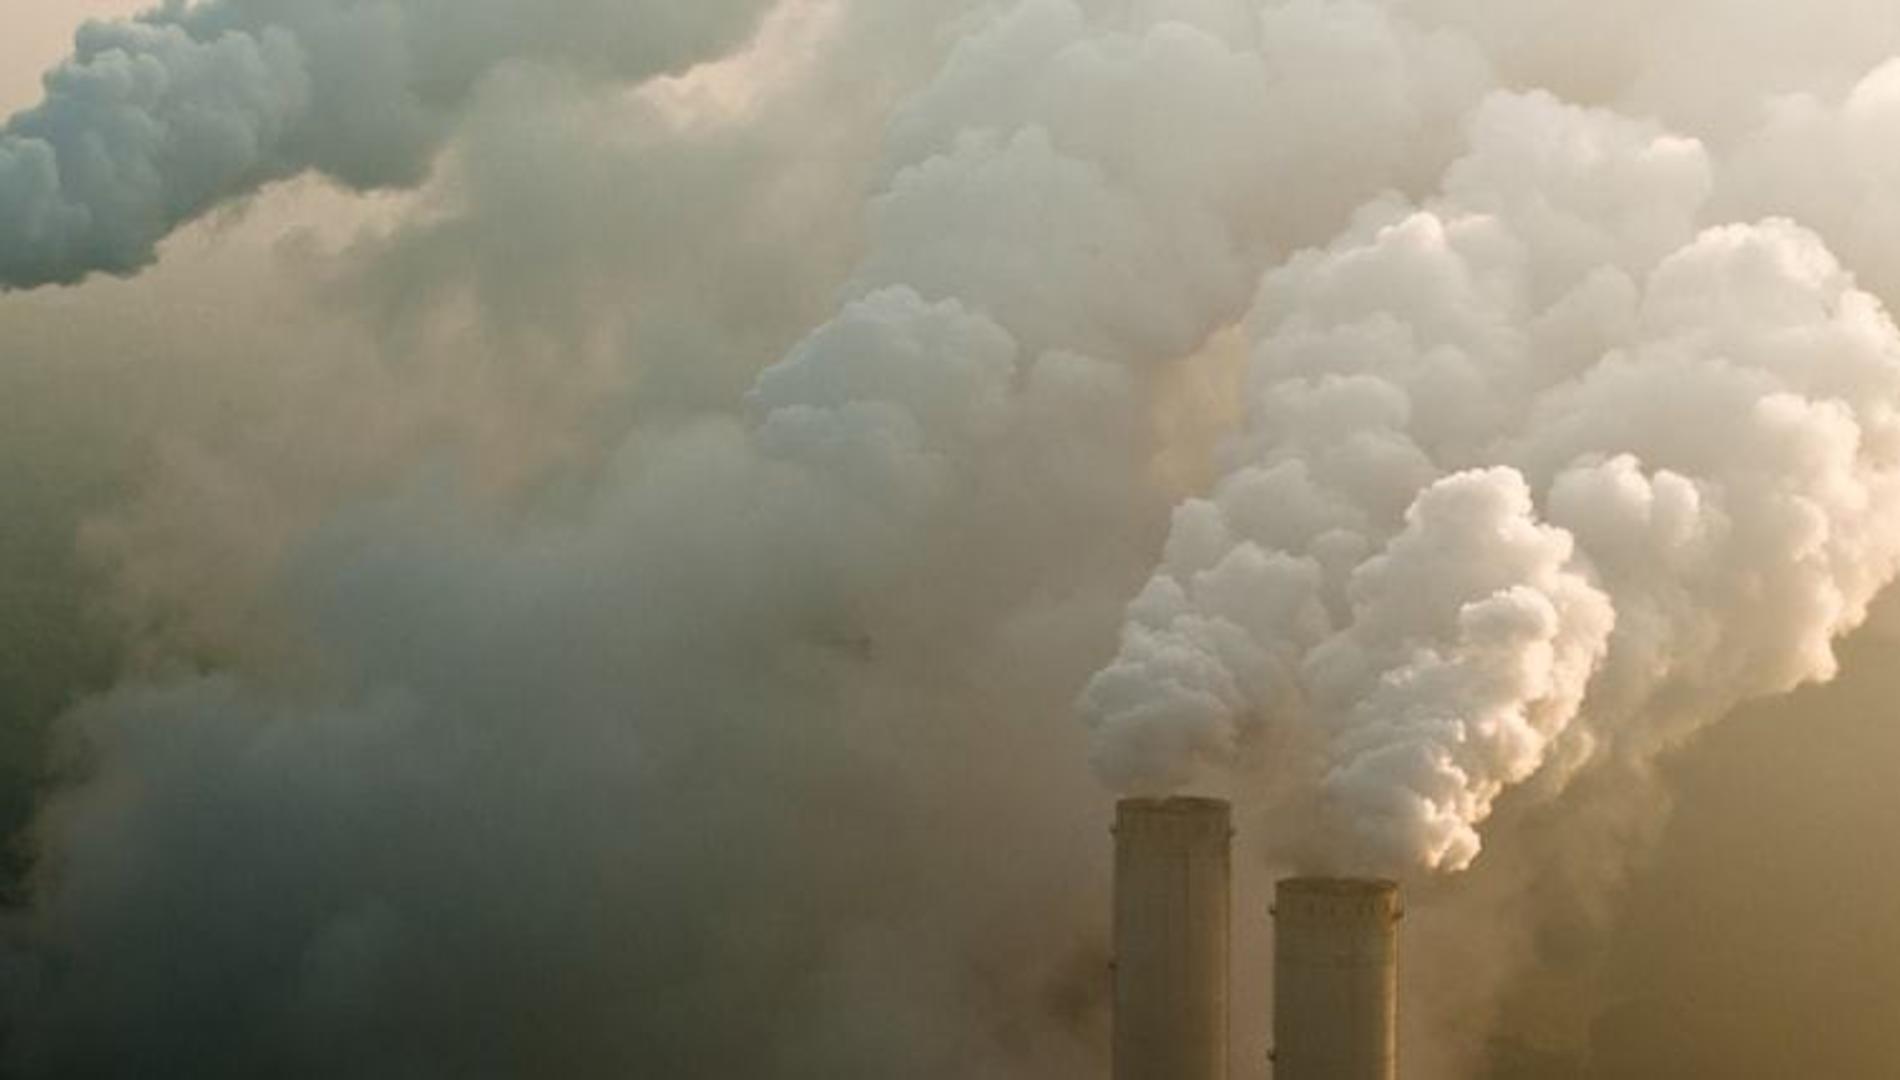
xmin=6 ymin=2 xmax=1900 ymax=1078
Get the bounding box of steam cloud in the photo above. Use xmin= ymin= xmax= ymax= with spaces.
xmin=1083 ymin=90 xmax=1900 ymax=875
xmin=10 ymin=0 xmax=1900 ymax=1077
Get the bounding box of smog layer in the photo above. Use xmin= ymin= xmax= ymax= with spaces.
xmin=9 ymin=1 xmax=1900 ymax=1076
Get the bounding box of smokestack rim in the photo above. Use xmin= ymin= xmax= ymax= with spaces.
xmin=1111 ymin=796 xmax=1232 ymax=834
xmin=1113 ymin=795 xmax=1231 ymax=815
xmin=1275 ymin=875 xmax=1399 ymax=897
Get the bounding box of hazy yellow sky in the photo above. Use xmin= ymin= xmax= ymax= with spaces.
xmin=4 ymin=1 xmax=146 ymax=112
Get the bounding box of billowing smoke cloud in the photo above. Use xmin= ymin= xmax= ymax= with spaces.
xmin=1084 ymin=89 xmax=1900 ymax=874
xmin=1 ymin=2 xmax=1312 ymax=1075
xmin=13 ymin=0 xmax=1900 ymax=1077
xmin=0 ymin=0 xmax=772 ymax=287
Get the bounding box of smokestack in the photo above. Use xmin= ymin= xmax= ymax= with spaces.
xmin=1111 ymin=797 xmax=1231 ymax=1080
xmin=1271 ymin=877 xmax=1401 ymax=1080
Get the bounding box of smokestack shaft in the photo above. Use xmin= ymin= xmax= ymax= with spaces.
xmin=1111 ymin=797 xmax=1231 ymax=1080
xmin=1272 ymin=877 xmax=1400 ymax=1080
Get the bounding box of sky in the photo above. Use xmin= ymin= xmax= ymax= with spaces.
xmin=7 ymin=2 xmax=1900 ymax=1078
xmin=2 ymin=3 xmax=143 ymax=111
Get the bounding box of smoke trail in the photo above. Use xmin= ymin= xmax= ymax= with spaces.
xmin=0 ymin=0 xmax=772 ymax=288
xmin=1082 ymin=89 xmax=1900 ymax=875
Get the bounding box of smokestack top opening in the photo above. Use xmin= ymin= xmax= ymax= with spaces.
xmin=1114 ymin=795 xmax=1229 ymax=814
xmin=1277 ymin=876 xmax=1399 ymax=898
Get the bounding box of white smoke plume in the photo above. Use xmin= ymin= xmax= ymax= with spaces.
xmin=12 ymin=0 xmax=1900 ymax=1077
xmin=1084 ymin=88 xmax=1900 ymax=875
xmin=0 ymin=0 xmax=773 ymax=287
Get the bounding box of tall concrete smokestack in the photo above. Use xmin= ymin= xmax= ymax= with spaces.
xmin=1111 ymin=797 xmax=1231 ymax=1080
xmin=1271 ymin=877 xmax=1401 ymax=1080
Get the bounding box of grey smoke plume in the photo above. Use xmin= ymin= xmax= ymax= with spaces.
xmin=0 ymin=0 xmax=771 ymax=287
xmin=12 ymin=0 xmax=1900 ymax=1077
